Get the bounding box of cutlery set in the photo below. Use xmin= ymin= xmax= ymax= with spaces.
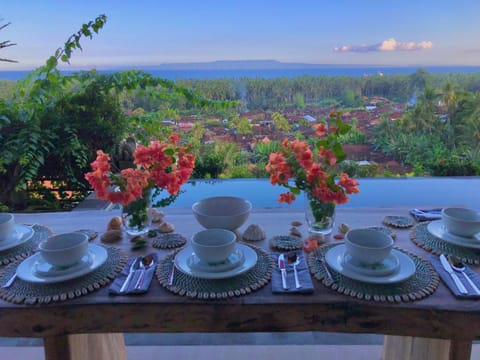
xmin=119 ymin=255 xmax=156 ymax=293
xmin=278 ymin=253 xmax=302 ymax=290
xmin=439 ymin=254 xmax=480 ymax=295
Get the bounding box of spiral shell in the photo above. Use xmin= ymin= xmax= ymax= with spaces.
xmin=107 ymin=216 xmax=123 ymax=231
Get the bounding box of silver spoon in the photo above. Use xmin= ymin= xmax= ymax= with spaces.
xmin=288 ymin=253 xmax=302 ymax=289
xmin=134 ymin=254 xmax=155 ymax=289
xmin=449 ymin=256 xmax=480 ymax=295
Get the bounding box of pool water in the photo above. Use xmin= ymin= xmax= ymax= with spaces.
xmin=154 ymin=177 xmax=480 ymax=210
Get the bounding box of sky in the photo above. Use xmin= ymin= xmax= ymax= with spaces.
xmin=1 ymin=0 xmax=480 ymax=71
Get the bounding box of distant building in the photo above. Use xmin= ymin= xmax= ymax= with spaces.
xmin=304 ymin=115 xmax=316 ymax=122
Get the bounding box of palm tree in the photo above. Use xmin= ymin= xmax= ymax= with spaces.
xmin=0 ymin=21 xmax=17 ymax=63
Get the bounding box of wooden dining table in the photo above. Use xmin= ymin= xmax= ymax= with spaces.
xmin=1 ymin=207 xmax=479 ymax=360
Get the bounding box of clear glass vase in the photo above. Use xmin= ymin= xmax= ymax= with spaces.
xmin=304 ymin=193 xmax=336 ymax=235
xmin=121 ymin=188 xmax=152 ymax=237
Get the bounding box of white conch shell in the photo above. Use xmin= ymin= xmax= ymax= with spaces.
xmin=158 ymin=221 xmax=174 ymax=233
xmin=242 ymin=224 xmax=266 ymax=241
xmin=150 ymin=208 xmax=165 ymax=223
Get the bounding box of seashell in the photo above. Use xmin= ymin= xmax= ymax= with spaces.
xmin=158 ymin=221 xmax=174 ymax=233
xmin=289 ymin=227 xmax=302 ymax=238
xmin=100 ymin=229 xmax=123 ymax=243
xmin=107 ymin=216 xmax=123 ymax=231
xmin=291 ymin=220 xmax=303 ymax=227
xmin=338 ymin=223 xmax=350 ymax=234
xmin=150 ymin=208 xmax=165 ymax=223
xmin=242 ymin=224 xmax=266 ymax=241
xmin=130 ymin=235 xmax=145 ymax=243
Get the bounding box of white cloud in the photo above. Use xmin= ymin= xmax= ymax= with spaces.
xmin=334 ymin=38 xmax=433 ymax=53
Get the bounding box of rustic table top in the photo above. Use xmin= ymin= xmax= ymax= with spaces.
xmin=1 ymin=207 xmax=479 ymax=342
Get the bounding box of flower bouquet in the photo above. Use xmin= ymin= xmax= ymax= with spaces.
xmin=266 ymin=111 xmax=359 ymax=235
xmin=85 ymin=133 xmax=195 ymax=235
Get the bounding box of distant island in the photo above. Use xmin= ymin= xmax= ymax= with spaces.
xmin=146 ymin=60 xmax=405 ymax=70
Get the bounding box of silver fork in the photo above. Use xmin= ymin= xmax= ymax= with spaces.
xmin=2 ymin=273 xmax=17 ymax=288
xmin=314 ymin=253 xmax=334 ymax=282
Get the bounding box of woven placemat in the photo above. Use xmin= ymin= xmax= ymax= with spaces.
xmin=156 ymin=243 xmax=273 ymax=299
xmin=152 ymin=233 xmax=187 ymax=249
xmin=383 ymin=215 xmax=415 ymax=228
xmin=0 ymin=225 xmax=52 ymax=265
xmin=410 ymin=222 xmax=480 ymax=265
xmin=308 ymin=244 xmax=439 ymax=303
xmin=0 ymin=246 xmax=127 ymax=305
xmin=269 ymin=235 xmax=304 ymax=251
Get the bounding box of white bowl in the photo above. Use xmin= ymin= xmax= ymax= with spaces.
xmin=442 ymin=207 xmax=480 ymax=237
xmin=192 ymin=196 xmax=252 ymax=230
xmin=191 ymin=228 xmax=237 ymax=264
xmin=39 ymin=232 xmax=89 ymax=267
xmin=0 ymin=213 xmax=15 ymax=241
xmin=344 ymin=228 xmax=394 ymax=266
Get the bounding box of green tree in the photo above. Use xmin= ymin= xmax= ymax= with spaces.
xmin=272 ymin=112 xmax=291 ymax=132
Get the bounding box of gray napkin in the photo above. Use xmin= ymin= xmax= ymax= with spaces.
xmin=430 ymin=254 xmax=480 ymax=299
xmin=109 ymin=253 xmax=157 ymax=295
xmin=410 ymin=208 xmax=442 ymax=222
xmin=272 ymin=252 xmax=314 ymax=294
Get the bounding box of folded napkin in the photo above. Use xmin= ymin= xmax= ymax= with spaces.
xmin=272 ymin=252 xmax=314 ymax=294
xmin=430 ymin=254 xmax=480 ymax=299
xmin=410 ymin=208 xmax=443 ymax=222
xmin=109 ymin=253 xmax=157 ymax=295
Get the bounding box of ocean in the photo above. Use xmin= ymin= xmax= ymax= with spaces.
xmin=1 ymin=66 xmax=480 ymax=81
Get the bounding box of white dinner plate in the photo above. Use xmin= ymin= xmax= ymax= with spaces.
xmin=342 ymin=252 xmax=400 ymax=277
xmin=0 ymin=224 xmax=35 ymax=252
xmin=427 ymin=220 xmax=480 ymax=249
xmin=17 ymin=244 xmax=108 ymax=283
xmin=188 ymin=248 xmax=245 ymax=273
xmin=325 ymin=244 xmax=416 ymax=284
xmin=174 ymin=243 xmax=258 ymax=279
xmin=34 ymin=252 xmax=94 ymax=278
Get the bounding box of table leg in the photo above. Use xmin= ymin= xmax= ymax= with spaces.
xmin=382 ymin=335 xmax=472 ymax=360
xmin=43 ymin=333 xmax=126 ymax=360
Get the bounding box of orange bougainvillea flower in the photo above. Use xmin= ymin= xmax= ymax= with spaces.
xmin=278 ymin=192 xmax=296 ymax=204
xmin=85 ymin=133 xmax=195 ymax=206
xmin=313 ymin=123 xmax=327 ymax=137
xmin=265 ymin=110 xmax=359 ymax=210
xmin=304 ymin=236 xmax=319 ymax=252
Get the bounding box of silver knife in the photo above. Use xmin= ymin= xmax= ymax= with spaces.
xmin=440 ymin=254 xmax=468 ymax=295
xmin=120 ymin=256 xmax=142 ymax=293
xmin=278 ymin=254 xmax=288 ymax=290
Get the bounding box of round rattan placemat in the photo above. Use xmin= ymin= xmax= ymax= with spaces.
xmin=157 ymin=243 xmax=273 ymax=299
xmin=0 ymin=225 xmax=52 ymax=265
xmin=0 ymin=246 xmax=127 ymax=304
xmin=308 ymin=243 xmax=439 ymax=303
xmin=410 ymin=222 xmax=480 ymax=265
xmin=151 ymin=233 xmax=187 ymax=249
xmin=269 ymin=235 xmax=303 ymax=251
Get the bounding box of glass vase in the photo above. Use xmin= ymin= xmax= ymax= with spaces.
xmin=121 ymin=188 xmax=152 ymax=237
xmin=304 ymin=193 xmax=336 ymax=235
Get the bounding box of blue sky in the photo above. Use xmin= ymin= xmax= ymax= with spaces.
xmin=1 ymin=0 xmax=480 ymax=70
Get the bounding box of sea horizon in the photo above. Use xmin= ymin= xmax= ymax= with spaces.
xmin=1 ymin=64 xmax=480 ymax=81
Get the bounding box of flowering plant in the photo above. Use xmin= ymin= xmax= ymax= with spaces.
xmin=85 ymin=133 xmax=195 ymax=231
xmin=266 ymin=111 xmax=359 ymax=232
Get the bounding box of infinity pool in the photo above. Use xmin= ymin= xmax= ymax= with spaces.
xmin=154 ymin=177 xmax=480 ymax=210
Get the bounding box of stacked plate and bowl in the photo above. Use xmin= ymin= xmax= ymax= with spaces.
xmin=174 ymin=196 xmax=257 ymax=279
xmin=324 ymin=228 xmax=416 ymax=284
xmin=427 ymin=207 xmax=480 ymax=249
